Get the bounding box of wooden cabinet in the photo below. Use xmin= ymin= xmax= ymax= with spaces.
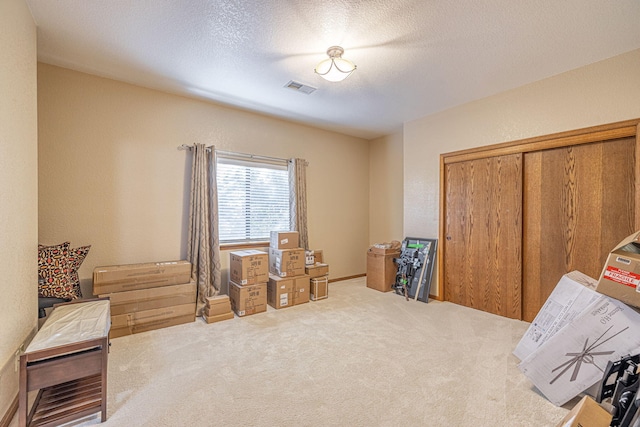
xmin=439 ymin=119 xmax=640 ymax=321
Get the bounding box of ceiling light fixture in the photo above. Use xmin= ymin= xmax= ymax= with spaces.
xmin=314 ymin=46 xmax=356 ymax=82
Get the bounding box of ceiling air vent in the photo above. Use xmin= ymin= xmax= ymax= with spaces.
xmin=284 ymin=80 xmax=316 ymax=95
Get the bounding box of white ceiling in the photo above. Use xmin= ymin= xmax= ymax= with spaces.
xmin=26 ymin=0 xmax=640 ymax=140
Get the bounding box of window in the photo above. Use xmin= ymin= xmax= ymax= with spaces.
xmin=216 ymin=152 xmax=290 ymax=244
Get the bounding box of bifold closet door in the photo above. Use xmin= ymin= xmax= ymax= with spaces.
xmin=443 ymin=153 xmax=523 ymax=319
xmin=522 ymin=137 xmax=636 ymax=322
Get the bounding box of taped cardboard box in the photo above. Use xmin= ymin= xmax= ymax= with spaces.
xmin=229 ymin=281 xmax=267 ymax=317
xmin=204 ymin=311 xmax=234 ymax=324
xmin=269 ymin=248 xmax=305 ymax=277
xmin=518 ymin=295 xmax=640 ymax=406
xmin=310 ymin=276 xmax=328 ymax=301
xmin=93 ymin=260 xmax=191 ymax=294
xmin=513 ymin=271 xmax=600 ymax=361
xmin=293 ymin=274 xmax=310 ymax=305
xmin=366 ymin=251 xmax=399 ymax=292
xmin=99 ymin=280 xmax=196 ymax=316
xmin=267 ymin=275 xmax=294 ymax=309
xmin=305 ymin=263 xmax=329 ymax=278
xmin=555 ymin=395 xmax=612 ymax=427
xmin=109 ymin=302 xmax=196 ymax=338
xmin=270 ymin=231 xmax=299 ymax=250
xmin=205 ymin=294 xmax=231 ymax=317
xmin=229 ymin=250 xmax=268 ymax=285
xmin=596 ymin=230 xmax=640 ymax=309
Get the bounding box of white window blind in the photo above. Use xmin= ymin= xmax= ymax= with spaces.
xmin=216 ymin=152 xmax=290 ymax=243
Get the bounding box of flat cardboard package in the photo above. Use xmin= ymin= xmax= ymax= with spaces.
xmin=269 ymin=248 xmax=305 ymax=277
xmin=229 ymin=250 xmax=268 ymax=285
xmin=93 ymin=260 xmax=191 ymax=294
xmin=366 ymin=251 xmax=399 ymax=292
xmin=270 ymin=231 xmax=299 ymax=250
xmin=267 ymin=275 xmax=294 ymax=309
xmin=293 ymin=274 xmax=310 ymax=305
xmin=109 ymin=302 xmax=196 ymax=338
xmin=204 ymin=295 xmax=232 ymax=317
xmin=305 ymin=263 xmax=329 ymax=278
xmin=555 ymin=396 xmax=612 ymax=427
xmin=513 ymin=271 xmax=600 ymax=361
xmin=99 ymin=280 xmax=196 ymax=316
xmin=596 ymin=230 xmax=640 ymax=308
xmin=518 ymin=295 xmax=640 ymax=406
xmin=204 ymin=311 xmax=234 ymax=324
xmin=310 ymin=276 xmax=328 ymax=301
xmin=228 ymin=281 xmax=267 ymax=317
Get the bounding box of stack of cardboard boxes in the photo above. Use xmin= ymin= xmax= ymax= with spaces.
xmin=203 ymin=294 xmax=234 ymax=323
xmin=267 ymin=231 xmax=310 ymax=308
xmin=93 ymin=260 xmax=196 ymax=338
xmin=305 ymin=250 xmax=329 ymax=301
xmin=228 ymin=249 xmax=269 ymax=316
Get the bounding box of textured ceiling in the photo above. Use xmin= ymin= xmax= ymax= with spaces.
xmin=26 ymin=0 xmax=640 ymax=139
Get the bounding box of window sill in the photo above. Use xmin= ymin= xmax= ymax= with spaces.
xmin=220 ymin=241 xmax=270 ymax=251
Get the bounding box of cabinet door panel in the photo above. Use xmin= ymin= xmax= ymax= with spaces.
xmin=444 ymin=153 xmax=522 ymax=319
xmin=522 ymin=137 xmax=635 ymax=322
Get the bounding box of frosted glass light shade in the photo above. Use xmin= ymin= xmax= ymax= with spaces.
xmin=315 ymin=46 xmax=356 ymax=82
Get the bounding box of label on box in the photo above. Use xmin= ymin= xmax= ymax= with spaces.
xmin=281 ymin=238 xmax=288 ymax=244
xmin=240 ymin=279 xmax=247 ymax=285
xmin=603 ymin=266 xmax=640 ymax=289
xmin=280 ymin=294 xmax=288 ymax=306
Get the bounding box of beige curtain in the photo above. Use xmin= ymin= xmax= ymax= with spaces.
xmin=187 ymin=143 xmax=222 ymax=316
xmin=289 ymin=158 xmax=309 ymax=250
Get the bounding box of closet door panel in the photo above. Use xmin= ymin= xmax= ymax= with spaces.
xmin=522 ymin=137 xmax=635 ymax=322
xmin=444 ymin=153 xmax=522 ymax=319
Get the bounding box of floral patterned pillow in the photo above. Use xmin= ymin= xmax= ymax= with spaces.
xmin=67 ymin=245 xmax=91 ymax=298
xmin=38 ymin=242 xmax=78 ymax=299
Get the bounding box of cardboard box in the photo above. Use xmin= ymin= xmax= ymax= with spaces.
xmin=228 ymin=281 xmax=267 ymax=317
xmin=99 ymin=280 xmax=196 ymax=316
xmin=305 ymin=250 xmax=315 ymax=266
xmin=313 ymin=250 xmax=324 ymax=264
xmin=269 ymin=248 xmax=305 ymax=277
xmin=93 ymin=260 xmax=191 ymax=294
xmin=310 ymin=276 xmax=328 ymax=301
xmin=204 ymin=295 xmax=231 ymax=317
xmin=305 ymin=263 xmax=329 ymax=278
xmin=204 ymin=311 xmax=234 ymax=324
xmin=518 ymin=295 xmax=640 ymax=406
xmin=366 ymin=251 xmax=399 ymax=292
xmin=596 ymin=230 xmax=640 ymax=308
xmin=513 ymin=271 xmax=601 ymax=361
xmin=229 ymin=250 xmax=268 ymax=285
xmin=293 ymin=274 xmax=310 ymax=305
xmin=109 ymin=303 xmax=196 ymax=338
xmin=555 ymin=395 xmax=612 ymax=427
xmin=267 ymin=275 xmax=294 ymax=309
xmin=270 ymin=231 xmax=299 ymax=250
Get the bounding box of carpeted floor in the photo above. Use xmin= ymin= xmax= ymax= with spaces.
xmin=12 ymin=277 xmax=574 ymax=426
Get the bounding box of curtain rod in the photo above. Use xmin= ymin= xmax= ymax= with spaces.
xmin=177 ymin=144 xmax=288 ymax=164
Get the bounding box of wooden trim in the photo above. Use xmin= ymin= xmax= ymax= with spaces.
xmin=443 ymin=119 xmax=640 ymax=164
xmin=329 ymin=273 xmax=365 ymax=283
xmin=0 ymin=394 xmax=18 ymax=427
xmin=220 ymin=241 xmax=269 ymax=251
xmin=438 ymin=154 xmax=446 ymax=301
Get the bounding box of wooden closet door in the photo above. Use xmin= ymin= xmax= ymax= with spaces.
xmin=522 ymin=137 xmax=636 ymax=322
xmin=444 ymin=153 xmax=523 ymax=319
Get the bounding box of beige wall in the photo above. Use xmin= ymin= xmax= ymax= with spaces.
xmin=369 ymin=131 xmax=403 ymax=245
xmin=38 ymin=64 xmax=370 ymax=295
xmin=0 ymin=0 xmax=38 ymax=418
xmin=404 ymin=49 xmax=640 ymax=296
